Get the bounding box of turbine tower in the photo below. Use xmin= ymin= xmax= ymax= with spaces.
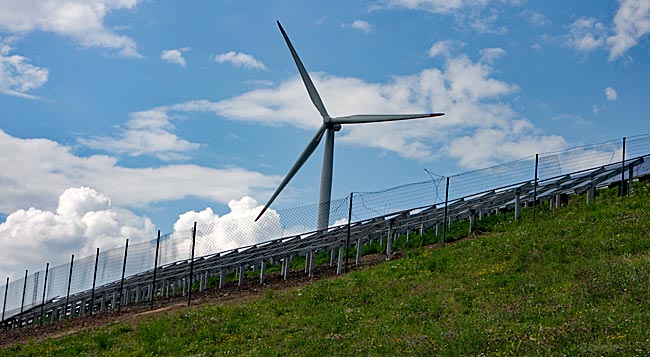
xmin=256 ymin=21 xmax=445 ymax=230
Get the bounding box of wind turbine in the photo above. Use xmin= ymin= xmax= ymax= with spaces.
xmin=255 ymin=21 xmax=444 ymax=230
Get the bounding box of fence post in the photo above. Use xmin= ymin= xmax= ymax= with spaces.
xmin=188 ymin=222 xmax=197 ymax=307
xmin=442 ymin=177 xmax=450 ymax=247
xmin=533 ymin=154 xmax=539 ymax=220
xmin=39 ymin=263 xmax=49 ymax=325
xmin=118 ymin=239 xmax=129 ymax=312
xmin=89 ymin=248 xmax=99 ymax=316
xmin=19 ymin=269 xmax=28 ymax=327
xmin=621 ymin=137 xmax=626 ymax=197
xmin=65 ymin=255 xmax=74 ymax=320
xmin=344 ymin=192 xmax=353 ymax=273
xmin=151 ymin=230 xmax=161 ymax=310
xmin=1 ymin=277 xmax=8 ymax=325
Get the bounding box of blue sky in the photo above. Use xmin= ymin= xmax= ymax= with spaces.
xmin=0 ymin=0 xmax=649 ymax=278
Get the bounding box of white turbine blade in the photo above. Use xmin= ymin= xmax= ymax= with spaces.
xmin=256 ymin=124 xmax=328 ymax=222
xmin=331 ymin=113 xmax=444 ymax=125
xmin=277 ymin=21 xmax=329 ymax=118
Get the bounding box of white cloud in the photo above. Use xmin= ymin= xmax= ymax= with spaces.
xmin=377 ymin=0 xmax=520 ymax=34
xmin=161 ymin=48 xmax=189 ymax=67
xmin=173 ymin=196 xmax=286 ymax=256
xmin=566 ymin=17 xmax=608 ymax=53
xmin=0 ymin=129 xmax=280 ymax=214
xmin=605 ymin=86 xmax=618 ymax=101
xmin=592 ymin=87 xmax=618 ymax=115
xmin=0 ymin=40 xmax=49 ymax=99
xmin=448 ymin=127 xmax=566 ymax=168
xmin=521 ymin=9 xmax=551 ymax=27
xmin=79 ymin=109 xmax=201 ymax=160
xmin=345 ymin=20 xmax=374 ymax=33
xmin=479 ymin=47 xmax=506 ymax=63
xmin=562 ymin=1 xmax=650 ymax=61
xmin=185 ymin=49 xmax=564 ymax=168
xmin=607 ymin=0 xmax=650 ymax=61
xmin=380 ymin=0 xmax=495 ymax=14
xmin=0 ymin=187 xmax=154 ymax=279
xmin=214 ymin=51 xmax=266 ymax=70
xmin=552 ymin=113 xmax=591 ymax=126
xmin=428 ymin=40 xmax=459 ymax=58
xmin=0 ymin=0 xmax=141 ymax=57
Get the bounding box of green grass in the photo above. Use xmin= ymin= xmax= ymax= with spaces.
xmin=6 ymin=184 xmax=650 ymax=355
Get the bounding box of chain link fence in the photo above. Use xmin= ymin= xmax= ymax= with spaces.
xmin=2 ymin=134 xmax=649 ymax=326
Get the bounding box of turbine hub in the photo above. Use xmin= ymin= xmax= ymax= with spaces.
xmin=323 ymin=115 xmax=332 ymax=124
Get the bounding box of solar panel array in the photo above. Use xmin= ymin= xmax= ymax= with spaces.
xmin=1 ymin=135 xmax=649 ymax=331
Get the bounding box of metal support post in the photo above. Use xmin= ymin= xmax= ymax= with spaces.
xmin=2 ymin=277 xmax=8 ymax=324
xmin=188 ymin=222 xmax=197 ymax=306
xmin=355 ymin=238 xmax=362 ymax=266
xmin=19 ymin=270 xmax=28 ymax=326
xmin=386 ymin=220 xmax=393 ymax=260
xmin=621 ymin=137 xmax=626 ymax=197
xmin=118 ymin=239 xmax=129 ymax=312
xmin=65 ymin=255 xmax=74 ymax=319
xmin=628 ymin=166 xmax=634 ymax=196
xmin=39 ymin=263 xmax=49 ymax=325
xmin=344 ymin=192 xmax=353 ymax=273
xmin=533 ymin=154 xmax=539 ymax=220
xmin=90 ymin=248 xmax=99 ymax=315
xmin=237 ymin=266 xmax=244 ymax=286
xmin=469 ymin=209 xmax=476 ymax=234
xmin=515 ymin=188 xmax=521 ymax=221
xmin=442 ymin=177 xmax=450 ymax=246
xmin=336 ymin=246 xmax=344 ymax=274
xmin=260 ymin=261 xmax=266 ymax=285
xmin=219 ymin=269 xmax=226 ymax=289
xmin=151 ymin=230 xmax=161 ymax=309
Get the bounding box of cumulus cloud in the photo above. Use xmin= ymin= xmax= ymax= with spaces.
xmin=0 ymin=129 xmax=280 ymax=215
xmin=170 ymin=47 xmax=564 ymax=168
xmin=0 ymin=40 xmax=49 ymax=99
xmin=161 ymin=48 xmax=189 ymax=67
xmin=607 ymin=0 xmax=650 ymax=61
xmin=0 ymin=0 xmax=142 ymax=57
xmin=605 ymin=86 xmax=618 ymax=101
xmin=79 ymin=109 xmax=201 ymax=160
xmin=344 ymin=20 xmax=374 ymax=33
xmin=173 ymin=196 xmax=288 ymax=257
xmin=0 ymin=187 xmax=154 ymax=279
xmin=214 ymin=51 xmax=266 ymax=70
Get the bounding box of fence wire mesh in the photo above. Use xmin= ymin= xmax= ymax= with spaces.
xmin=1 ymin=134 xmax=649 ymax=323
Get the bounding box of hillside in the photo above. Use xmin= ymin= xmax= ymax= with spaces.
xmin=3 ymin=183 xmax=650 ymax=355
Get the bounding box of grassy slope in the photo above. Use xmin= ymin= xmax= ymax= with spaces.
xmin=6 ymin=185 xmax=650 ymax=356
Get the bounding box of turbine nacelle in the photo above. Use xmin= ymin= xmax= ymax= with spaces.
xmin=255 ymin=21 xmax=445 ymax=228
